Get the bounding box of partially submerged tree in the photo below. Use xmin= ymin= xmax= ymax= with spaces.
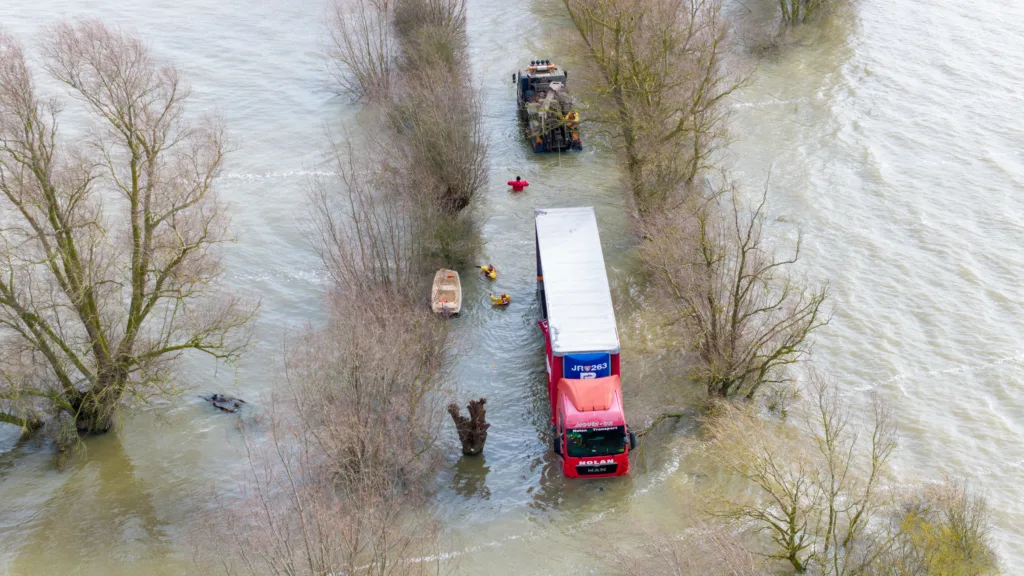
xmin=385 ymin=73 xmax=487 ymax=217
xmin=325 ymin=0 xmax=485 ymax=269
xmin=705 ymin=375 xmax=1001 ymax=574
xmin=290 ymin=293 xmax=450 ymax=501
xmin=564 ymin=0 xmax=746 ymax=212
xmin=306 ymin=132 xmax=455 ymax=476
xmin=885 ymin=478 xmax=1000 ymax=576
xmin=641 ymin=181 xmax=829 ymax=399
xmin=326 ymin=0 xmax=396 ymax=101
xmin=391 ymin=0 xmax=468 ymax=42
xmin=0 ymin=23 xmax=254 ymax=438
xmin=387 ymin=0 xmax=485 ymax=222
xmin=207 ymin=294 xmax=453 ymax=576
xmin=393 ymin=0 xmax=468 ymax=57
xmin=778 ymin=0 xmax=842 ymax=25
xmin=308 ymin=137 xmax=424 ymax=298
xmin=215 ymin=141 xmax=457 ymax=573
xmin=706 ymin=373 xmax=897 ymax=573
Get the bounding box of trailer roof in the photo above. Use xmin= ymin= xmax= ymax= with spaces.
xmin=535 ymin=207 xmax=620 ymax=355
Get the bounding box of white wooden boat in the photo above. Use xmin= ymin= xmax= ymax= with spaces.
xmin=431 ymin=269 xmax=462 ymax=315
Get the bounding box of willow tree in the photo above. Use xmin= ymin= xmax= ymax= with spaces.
xmin=707 ymin=375 xmax=897 ymax=573
xmin=326 ymin=0 xmax=396 ymax=101
xmin=641 ymin=181 xmax=828 ymax=399
xmin=0 ymin=22 xmax=254 ymax=439
xmin=563 ymin=0 xmax=746 ymax=212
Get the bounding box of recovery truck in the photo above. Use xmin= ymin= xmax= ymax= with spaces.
xmin=535 ymin=207 xmax=637 ymax=478
xmin=514 ymin=60 xmax=583 ymax=153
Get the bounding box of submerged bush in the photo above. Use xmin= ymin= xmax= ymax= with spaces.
xmin=885 ymin=479 xmax=1001 ymax=575
xmin=420 ymin=212 xmax=481 ymax=271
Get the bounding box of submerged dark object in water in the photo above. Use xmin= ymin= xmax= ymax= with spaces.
xmin=201 ymin=393 xmax=246 ymax=413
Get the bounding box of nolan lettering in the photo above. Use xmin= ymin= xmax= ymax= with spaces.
xmin=578 ymin=459 xmax=615 ymax=467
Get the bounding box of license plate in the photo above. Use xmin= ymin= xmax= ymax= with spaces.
xmin=577 ymin=464 xmax=617 ymax=476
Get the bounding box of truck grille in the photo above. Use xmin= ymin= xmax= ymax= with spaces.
xmin=576 ymin=463 xmax=618 ymax=476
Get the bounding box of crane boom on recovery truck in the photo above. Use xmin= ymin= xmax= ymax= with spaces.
xmin=535 ymin=207 xmax=637 ymax=478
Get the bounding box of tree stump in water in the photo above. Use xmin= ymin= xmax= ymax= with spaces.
xmin=448 ymin=398 xmax=490 ymax=456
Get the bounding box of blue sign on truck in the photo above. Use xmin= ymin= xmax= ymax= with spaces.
xmin=562 ymin=352 xmax=612 ymax=380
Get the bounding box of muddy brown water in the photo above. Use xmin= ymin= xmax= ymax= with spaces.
xmin=2 ymin=0 xmax=1024 ymax=573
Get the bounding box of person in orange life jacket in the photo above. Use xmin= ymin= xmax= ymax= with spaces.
xmin=508 ymin=176 xmax=529 ymax=192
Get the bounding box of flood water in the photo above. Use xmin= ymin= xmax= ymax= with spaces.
xmin=2 ymin=0 xmax=1024 ymax=573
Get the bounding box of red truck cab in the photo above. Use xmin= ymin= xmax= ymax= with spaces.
xmin=554 ymin=376 xmax=635 ymax=477
xmin=535 ymin=207 xmax=637 ymax=478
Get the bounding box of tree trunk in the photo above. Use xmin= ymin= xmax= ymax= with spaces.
xmin=448 ymin=398 xmax=490 ymax=456
xmin=73 ymin=400 xmax=117 ymax=434
xmin=72 ymin=369 xmax=127 ymax=434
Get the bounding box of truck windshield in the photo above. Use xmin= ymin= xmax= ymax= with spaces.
xmin=566 ymin=426 xmax=626 ymax=458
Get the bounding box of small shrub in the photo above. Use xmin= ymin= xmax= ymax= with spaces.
xmin=393 ymin=0 xmax=466 ymax=40
xmin=419 ymin=212 xmax=481 ymax=271
xmin=885 ymin=479 xmax=1000 ymax=575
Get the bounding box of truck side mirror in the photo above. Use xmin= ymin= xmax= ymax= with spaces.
xmin=629 ymin=431 xmax=638 ymax=451
xmin=553 ymin=436 xmax=563 ymax=456
xmin=512 ymin=72 xmax=516 ymax=84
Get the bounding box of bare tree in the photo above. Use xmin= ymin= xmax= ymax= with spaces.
xmin=198 ymin=0 xmax=481 ymax=570
xmin=324 ymin=0 xmax=485 ymax=269
xmin=201 ymin=277 xmax=454 ymax=575
xmin=305 ymin=130 xmax=455 ymax=484
xmin=308 ymin=136 xmax=425 ymax=298
xmin=386 ymin=0 xmax=486 ymax=268
xmin=392 ymin=0 xmax=467 ymax=45
xmin=0 ymin=23 xmax=254 ymax=440
xmin=641 ymin=181 xmax=829 ymax=399
xmin=564 ymin=0 xmax=747 ymax=212
xmin=385 ymin=72 xmax=488 ymax=217
xmin=206 ymin=373 xmax=447 ymax=576
xmin=292 ymin=293 xmax=451 ymax=489
xmin=212 ymin=107 xmax=459 ymax=574
xmin=209 ymin=422 xmax=449 ymax=576
xmin=706 ymin=373 xmax=897 ymax=574
xmin=327 ymin=0 xmax=397 ymax=101
xmin=213 ymin=188 xmax=455 ymax=572
xmin=706 ymin=397 xmax=816 ymax=571
xmin=384 ymin=0 xmax=484 ymax=220
xmin=810 ymin=376 xmax=898 ymax=575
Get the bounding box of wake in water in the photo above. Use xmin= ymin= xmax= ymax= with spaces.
xmin=227 ymin=268 xmax=331 ymax=285
xmin=730 ymin=96 xmax=812 ymax=109
xmin=387 ymin=441 xmax=698 ymax=567
xmin=222 ymin=170 xmax=340 ymax=182
xmin=877 ymin=351 xmax=1024 ymax=387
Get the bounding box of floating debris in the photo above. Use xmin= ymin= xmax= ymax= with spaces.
xmin=201 ymin=393 xmax=246 ymax=413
